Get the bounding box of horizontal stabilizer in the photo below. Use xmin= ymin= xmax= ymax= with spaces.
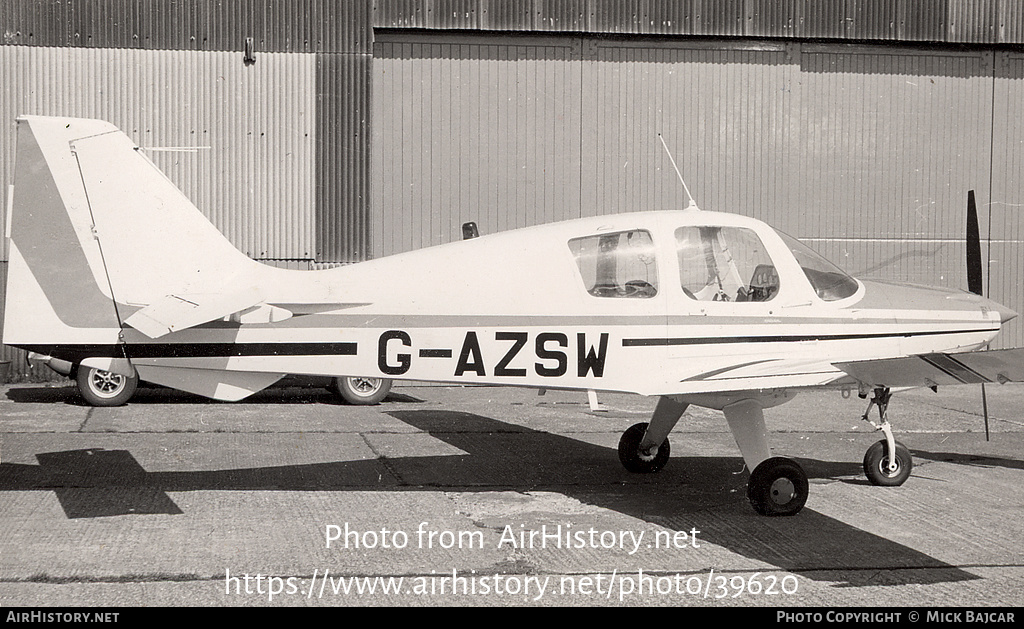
xmin=125 ymin=286 xmax=271 ymax=338
xmin=836 ymin=347 xmax=1024 ymax=388
xmin=134 ymin=365 xmax=284 ymax=401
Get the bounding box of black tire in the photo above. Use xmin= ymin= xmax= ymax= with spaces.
xmin=331 ymin=376 xmax=392 ymax=405
xmin=863 ymin=439 xmax=913 ymax=486
xmin=747 ymin=457 xmax=808 ymax=516
xmin=76 ymin=366 xmax=138 ymax=407
xmin=617 ymin=422 xmax=670 ymax=473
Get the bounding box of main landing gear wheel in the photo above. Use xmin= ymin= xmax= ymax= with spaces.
xmin=863 ymin=439 xmax=913 ymax=486
xmin=76 ymin=366 xmax=138 ymax=407
xmin=331 ymin=376 xmax=392 ymax=405
xmin=618 ymin=422 xmax=670 ymax=473
xmin=747 ymin=457 xmax=808 ymax=517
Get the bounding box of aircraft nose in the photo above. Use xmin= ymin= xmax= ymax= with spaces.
xmin=980 ymin=295 xmax=1019 ymax=324
xmin=950 ymin=291 xmax=1018 ymax=324
xmin=995 ymin=302 xmax=1018 ymax=324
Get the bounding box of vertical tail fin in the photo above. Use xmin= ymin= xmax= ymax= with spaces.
xmin=67 ymin=119 xmax=258 ymax=303
xmin=4 ymin=116 xmax=259 ymax=347
xmin=4 ymin=117 xmax=122 ymax=345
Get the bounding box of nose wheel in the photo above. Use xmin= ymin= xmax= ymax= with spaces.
xmin=863 ymin=439 xmax=913 ymax=486
xmin=860 ymin=387 xmax=913 ymax=486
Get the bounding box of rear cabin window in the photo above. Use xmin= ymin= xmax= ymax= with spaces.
xmin=675 ymin=226 xmax=778 ymax=303
xmin=569 ymin=230 xmax=659 ymax=298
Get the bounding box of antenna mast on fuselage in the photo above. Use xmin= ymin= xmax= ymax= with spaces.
xmin=658 ymin=133 xmax=699 ymax=211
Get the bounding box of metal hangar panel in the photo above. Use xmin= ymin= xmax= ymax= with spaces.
xmin=371 ymin=30 xmax=1024 ymax=348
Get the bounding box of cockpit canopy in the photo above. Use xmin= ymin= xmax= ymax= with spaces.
xmin=565 ymin=213 xmax=860 ymax=305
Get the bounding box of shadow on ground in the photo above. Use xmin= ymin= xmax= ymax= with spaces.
xmin=4 ymin=383 xmax=425 ymax=406
xmin=0 ymin=407 xmax=997 ymax=587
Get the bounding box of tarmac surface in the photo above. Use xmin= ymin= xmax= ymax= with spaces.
xmin=1 ymin=379 xmax=1023 ymax=607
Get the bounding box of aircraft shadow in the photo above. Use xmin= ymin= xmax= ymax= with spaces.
xmin=3 ymin=384 xmax=424 ymax=406
xmin=0 ymin=408 xmax=977 ymax=587
xmin=911 ymin=449 xmax=1024 ymax=472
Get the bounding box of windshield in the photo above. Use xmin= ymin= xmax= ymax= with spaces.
xmin=777 ymin=232 xmax=860 ymax=301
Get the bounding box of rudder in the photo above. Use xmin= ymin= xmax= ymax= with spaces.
xmin=4 ymin=117 xmax=122 ymax=346
xmin=3 ymin=116 xmax=260 ymax=347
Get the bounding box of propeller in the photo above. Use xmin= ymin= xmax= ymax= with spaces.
xmin=966 ymin=190 xmax=991 ymax=441
xmin=967 ymin=190 xmax=984 ymax=296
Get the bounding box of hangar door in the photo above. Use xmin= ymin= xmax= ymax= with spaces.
xmin=373 ymin=34 xmax=1020 ymax=346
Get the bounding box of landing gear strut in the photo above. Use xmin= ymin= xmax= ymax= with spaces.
xmin=617 ymin=397 xmax=685 ymax=473
xmin=616 ymin=395 xmax=809 ymax=517
xmin=860 ymin=387 xmax=913 ymax=486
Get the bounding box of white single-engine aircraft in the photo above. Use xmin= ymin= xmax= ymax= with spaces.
xmin=6 ymin=116 xmax=1024 ymax=516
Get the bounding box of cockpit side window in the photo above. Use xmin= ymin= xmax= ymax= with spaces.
xmin=569 ymin=230 xmax=658 ymax=298
xmin=675 ymin=226 xmax=778 ymax=303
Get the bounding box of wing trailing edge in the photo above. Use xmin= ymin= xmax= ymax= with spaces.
xmin=836 ymin=347 xmax=1024 ymax=388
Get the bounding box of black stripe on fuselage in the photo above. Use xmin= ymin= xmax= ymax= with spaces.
xmin=19 ymin=342 xmax=358 ymax=361
xmin=621 ymin=327 xmax=1000 ymax=347
xmin=18 ymin=327 xmax=997 ymax=363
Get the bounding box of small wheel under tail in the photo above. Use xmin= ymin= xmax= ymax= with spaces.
xmin=76 ymin=366 xmax=138 ymax=407
xmin=331 ymin=376 xmax=392 ymax=405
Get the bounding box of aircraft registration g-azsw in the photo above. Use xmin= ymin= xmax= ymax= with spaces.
xmin=5 ymin=115 xmax=1024 ymax=516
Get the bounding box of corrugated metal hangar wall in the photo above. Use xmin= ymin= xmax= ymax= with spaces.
xmin=1 ymin=0 xmax=1023 ymax=380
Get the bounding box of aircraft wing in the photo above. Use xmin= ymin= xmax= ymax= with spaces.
xmin=652 ymin=357 xmax=852 ymax=396
xmin=658 ymin=349 xmax=1024 ymax=396
xmin=835 ymin=348 xmax=1024 ymax=388
xmin=124 ymin=286 xmax=274 ymax=338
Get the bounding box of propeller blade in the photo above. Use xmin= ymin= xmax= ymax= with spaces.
xmin=966 ymin=190 xmax=991 ymax=440
xmin=966 ymin=189 xmax=984 ymax=296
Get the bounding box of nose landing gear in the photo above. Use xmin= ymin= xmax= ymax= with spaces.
xmin=860 ymin=387 xmax=913 ymax=486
